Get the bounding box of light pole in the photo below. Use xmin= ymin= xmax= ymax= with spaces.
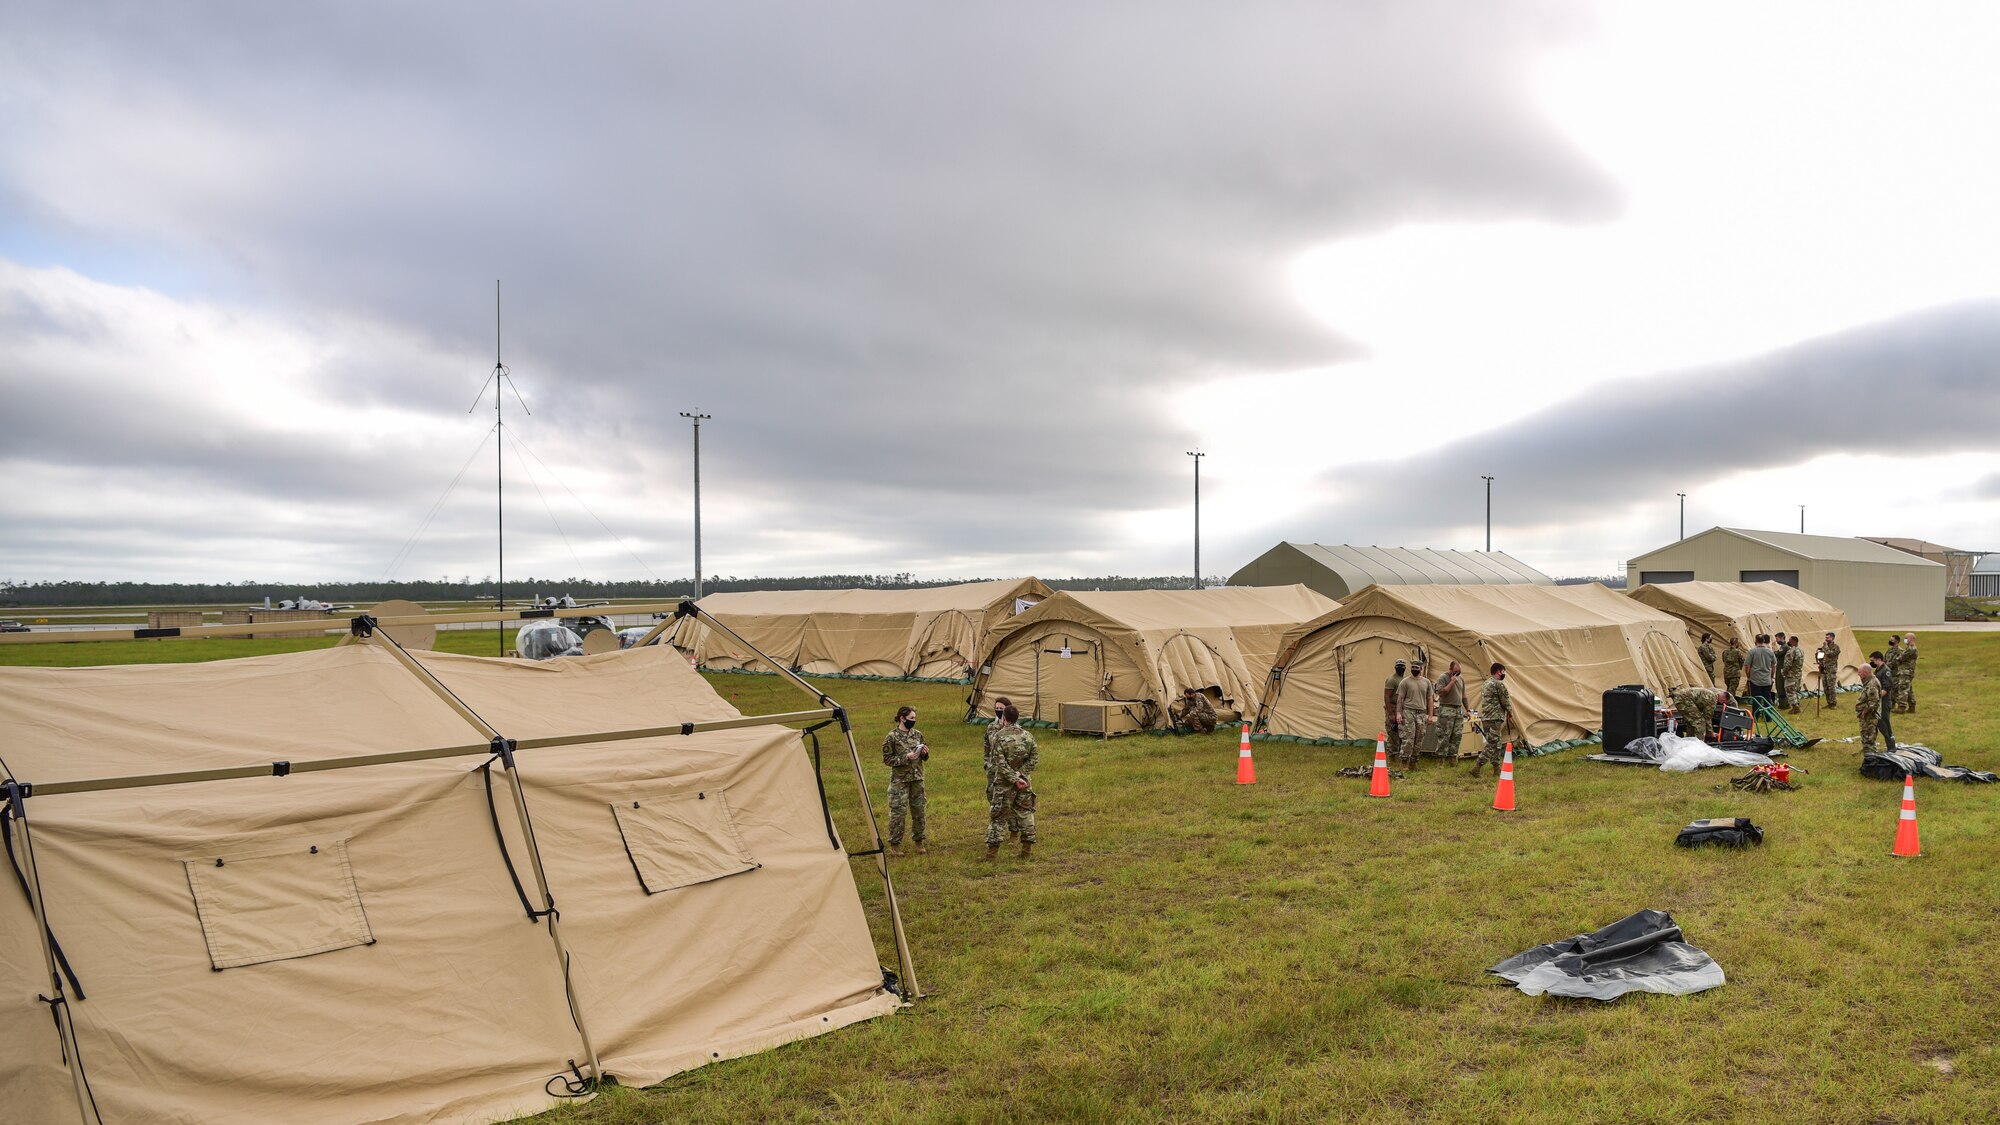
xmin=1481 ymin=475 xmax=1495 ymax=552
xmin=1677 ymin=492 xmax=1686 ymax=540
xmin=681 ymin=412 xmax=711 ymax=599
xmin=1799 ymin=505 xmax=1805 ymax=534
xmin=1187 ymin=450 xmax=1204 ymax=589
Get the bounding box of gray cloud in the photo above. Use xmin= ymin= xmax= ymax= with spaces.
xmin=0 ymin=3 xmax=1637 ymax=580
xmin=1261 ymin=299 xmax=2000 ymax=555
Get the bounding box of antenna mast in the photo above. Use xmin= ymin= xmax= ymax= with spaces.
xmin=470 ymin=280 xmax=529 ymax=654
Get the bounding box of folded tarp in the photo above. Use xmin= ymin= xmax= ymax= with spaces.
xmin=1489 ymin=909 xmax=1724 ymax=1000
xmin=1860 ymin=745 xmax=1998 ymax=784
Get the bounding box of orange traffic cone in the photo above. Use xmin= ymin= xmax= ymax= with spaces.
xmin=1491 ymin=743 xmax=1517 ymax=812
xmin=1367 ymin=734 xmax=1391 ymax=798
xmin=1892 ymin=773 xmax=1922 ymax=857
xmin=1236 ymin=722 xmax=1257 ymax=785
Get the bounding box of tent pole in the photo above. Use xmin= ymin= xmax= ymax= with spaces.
xmin=4 ymin=785 xmax=102 ymax=1124
xmin=679 ymin=603 xmax=921 ymax=1000
xmin=837 ymin=722 xmax=920 ymax=1001
xmin=362 ymin=633 xmax=605 ymax=1088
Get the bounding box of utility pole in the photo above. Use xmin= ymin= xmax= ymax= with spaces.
xmin=1186 ymin=450 xmax=1204 ymax=589
xmin=1799 ymin=505 xmax=1805 ymax=534
xmin=1482 ymin=475 xmax=1495 ymax=552
xmin=1677 ymin=492 xmax=1686 ymax=540
xmin=681 ymin=412 xmax=711 ymax=599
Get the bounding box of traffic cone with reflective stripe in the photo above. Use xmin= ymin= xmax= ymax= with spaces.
xmin=1236 ymin=721 xmax=1256 ymax=785
xmin=1892 ymin=773 xmax=1922 ymax=857
xmin=1491 ymin=743 xmax=1517 ymax=812
xmin=1367 ymin=734 xmax=1392 ymax=798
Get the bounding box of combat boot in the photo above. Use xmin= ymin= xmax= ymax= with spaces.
xmin=983 ymin=844 xmax=999 ymax=861
xmin=886 ymin=843 xmax=905 ymax=858
xmin=914 ymin=842 xmax=928 ymax=856
xmin=1018 ymin=841 xmax=1034 ymax=860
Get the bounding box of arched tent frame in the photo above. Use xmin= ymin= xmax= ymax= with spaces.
xmin=1626 ymin=580 xmax=1866 ymax=693
xmin=0 ymin=601 xmax=916 ymax=1125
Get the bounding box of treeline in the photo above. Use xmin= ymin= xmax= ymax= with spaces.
xmin=2 ymin=574 xmax=1223 ymax=607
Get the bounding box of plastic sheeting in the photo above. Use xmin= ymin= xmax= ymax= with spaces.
xmin=1860 ymin=745 xmax=1998 ymax=783
xmin=1489 ymin=909 xmax=1725 ymax=1000
xmin=1622 ymin=732 xmax=1774 ymax=772
xmin=516 ymin=618 xmax=584 ymax=660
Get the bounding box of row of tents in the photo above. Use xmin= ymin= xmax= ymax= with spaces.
xmin=673 ymin=578 xmax=1866 ymax=752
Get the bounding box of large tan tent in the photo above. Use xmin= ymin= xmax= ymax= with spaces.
xmin=0 ymin=638 xmax=907 ymax=1125
xmin=966 ymin=585 xmax=1340 ymax=728
xmin=671 ymin=578 xmax=1053 ymax=679
xmin=1256 ymin=583 xmax=1709 ymax=751
xmin=1628 ymin=580 xmax=1864 ymax=692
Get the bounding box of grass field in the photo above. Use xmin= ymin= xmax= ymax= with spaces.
xmin=6 ymin=630 xmax=1997 ymax=1122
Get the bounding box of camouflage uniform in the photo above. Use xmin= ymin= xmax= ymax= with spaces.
xmin=1173 ymin=692 xmax=1218 ymax=734
xmin=881 ymin=725 xmax=928 ymax=847
xmin=1697 ymin=641 xmax=1718 ymax=685
xmin=1383 ymin=669 xmax=1405 ymax=742
xmin=1817 ymin=638 xmax=1841 ymax=700
xmin=1433 ymin=671 xmax=1468 ymax=760
xmin=986 ymin=724 xmax=1039 ymax=846
xmin=1722 ymin=645 xmax=1746 ymax=697
xmin=1670 ymin=685 xmax=1718 ymax=741
xmin=1472 ymin=675 xmax=1514 ymax=776
xmin=1894 ymin=640 xmax=1917 ymax=713
xmin=984 ymin=721 xmax=1024 ymax=839
xmin=1855 ymin=675 xmax=1882 ymax=752
xmin=1396 ymin=672 xmax=1433 ymax=767
xmin=1781 ymin=643 xmax=1806 ymax=714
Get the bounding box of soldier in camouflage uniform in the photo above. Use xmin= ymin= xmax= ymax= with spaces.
xmin=1433 ymin=661 xmax=1469 ymax=761
xmin=1879 ymin=636 xmax=1902 ymax=713
xmin=881 ymin=706 xmax=929 ymax=856
xmin=1470 ymin=663 xmax=1516 ymax=779
xmin=1172 ymin=687 xmax=1218 ymax=734
xmin=985 ymin=703 xmax=1039 ymax=859
xmin=1383 ymin=659 xmax=1406 ymax=745
xmin=1395 ymin=660 xmax=1435 ymax=768
xmin=1896 ymin=633 xmax=1918 ymax=713
xmin=1670 ymin=684 xmax=1718 ymax=741
xmin=1722 ymin=637 xmax=1746 ymax=698
xmin=983 ymin=696 xmax=1026 ymax=842
xmin=1782 ymin=636 xmax=1806 ymax=714
xmin=1697 ymin=633 xmax=1718 ymax=685
xmin=1772 ymin=633 xmax=1791 ymax=710
xmin=1817 ymin=633 xmax=1841 ymax=703
xmin=1855 ymin=665 xmax=1883 ymax=752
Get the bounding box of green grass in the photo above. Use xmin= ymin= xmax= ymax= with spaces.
xmin=9 ymin=630 xmax=1999 ymax=1122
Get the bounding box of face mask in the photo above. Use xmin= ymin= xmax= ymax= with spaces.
xmin=902 ymin=718 xmax=915 ymax=729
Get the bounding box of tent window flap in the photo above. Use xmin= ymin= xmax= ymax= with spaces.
xmin=182 ymin=837 xmax=374 ymax=970
xmin=612 ymin=790 xmax=760 ymax=894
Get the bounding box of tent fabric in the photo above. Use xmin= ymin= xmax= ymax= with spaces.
xmin=0 ymin=643 xmax=898 ymax=1125
xmin=1627 ymin=580 xmax=1865 ymax=692
xmin=968 ymin=586 xmax=1340 ymax=728
xmin=1257 ymin=583 xmax=1709 ymax=751
xmin=670 ymin=579 xmax=1052 ymax=679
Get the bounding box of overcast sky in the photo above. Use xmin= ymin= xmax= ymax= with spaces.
xmin=3 ymin=1 xmax=1997 ymax=587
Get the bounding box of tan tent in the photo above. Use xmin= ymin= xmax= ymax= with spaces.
xmin=967 ymin=586 xmax=1340 ymax=728
xmin=0 ymin=639 xmax=908 ymax=1125
xmin=1256 ymin=583 xmax=1709 ymax=751
xmin=671 ymin=578 xmax=1053 ymax=679
xmin=1628 ymin=580 xmax=1864 ymax=692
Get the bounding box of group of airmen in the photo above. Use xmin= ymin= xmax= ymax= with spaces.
xmin=1382 ymin=657 xmax=1521 ymax=777
xmin=1683 ymin=628 xmax=1923 ymax=751
xmin=1854 ymin=633 xmax=1922 ymax=752
xmin=880 ymin=699 xmax=1039 ymax=861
